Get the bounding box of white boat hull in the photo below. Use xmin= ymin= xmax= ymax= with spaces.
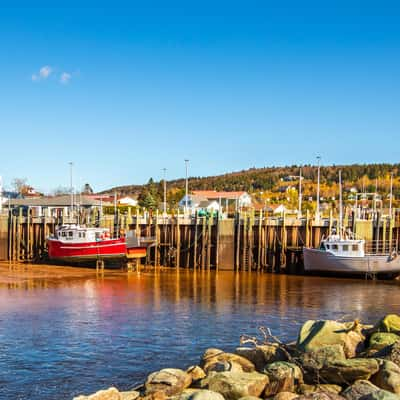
xmin=303 ymin=247 xmax=400 ymax=276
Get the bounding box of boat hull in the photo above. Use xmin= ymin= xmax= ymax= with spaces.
xmin=47 ymin=238 xmax=127 ymax=263
xmin=303 ymin=247 xmax=400 ymax=277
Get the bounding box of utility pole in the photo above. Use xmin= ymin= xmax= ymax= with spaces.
xmin=185 ymin=159 xmax=189 ymax=214
xmin=162 ymin=168 xmax=167 ymax=216
xmin=298 ymin=167 xmax=302 ymax=218
xmin=316 ymin=156 xmax=321 ymax=222
xmin=69 ymin=161 xmax=74 ymax=217
xmin=389 ymin=172 xmax=394 ymax=218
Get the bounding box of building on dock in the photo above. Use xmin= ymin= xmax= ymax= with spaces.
xmin=179 ymin=190 xmax=252 ymax=213
xmin=6 ymin=195 xmax=110 ymax=217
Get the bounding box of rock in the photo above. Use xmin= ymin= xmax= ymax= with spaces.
xmin=358 ymin=390 xmax=400 ymax=400
xmin=299 ymin=385 xmax=342 ymax=396
xmin=374 ymin=315 xmax=400 ymax=335
xmin=263 ymin=362 xmax=303 ymax=396
xmin=373 ymin=343 xmax=400 ymax=367
xmin=207 ymin=360 xmax=244 ymax=373
xmin=273 ymin=392 xmax=299 ymax=400
xmin=371 ymin=360 xmax=400 ymax=394
xmin=169 ymin=389 xmax=202 ymax=400
xmin=296 ymin=393 xmax=345 ymax=400
xmin=369 ymin=334 xmax=400 ymax=352
xmin=200 ymin=371 xmax=269 ymax=400
xmin=297 ymin=320 xmax=364 ymax=358
xmin=319 ymin=358 xmax=380 ymax=385
xmin=301 ymin=345 xmax=347 ymax=371
xmin=187 ymin=366 xmax=207 ymax=381
xmin=238 ymin=397 xmax=263 ymax=400
xmin=201 ymin=348 xmax=256 ymax=373
xmin=140 ymin=391 xmax=166 ymax=400
xmin=121 ymin=391 xmax=140 ymax=400
xmin=73 ymin=387 xmax=121 ymax=400
xmin=236 ymin=345 xmax=288 ymax=371
xmin=145 ymin=368 xmax=192 ymax=396
xmin=190 ymin=390 xmax=226 ymax=400
xmin=342 ymin=380 xmax=380 ymax=400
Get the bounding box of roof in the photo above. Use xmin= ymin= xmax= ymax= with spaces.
xmin=8 ymin=195 xmax=111 ymax=207
xmin=192 ymin=190 xmax=248 ymax=199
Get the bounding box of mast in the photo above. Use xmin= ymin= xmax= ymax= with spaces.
xmin=316 ymin=156 xmax=321 ymax=222
xmin=339 ymin=169 xmax=343 ymax=239
xmin=69 ymin=162 xmax=74 ymax=217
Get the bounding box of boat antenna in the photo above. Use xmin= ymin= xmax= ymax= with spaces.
xmin=339 ymin=169 xmax=343 ymax=239
xmin=69 ymin=161 xmax=74 ymax=219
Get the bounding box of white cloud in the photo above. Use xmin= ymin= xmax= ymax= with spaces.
xmin=39 ymin=65 xmax=52 ymax=79
xmin=60 ymin=72 xmax=71 ymax=84
xmin=31 ymin=65 xmax=52 ymax=82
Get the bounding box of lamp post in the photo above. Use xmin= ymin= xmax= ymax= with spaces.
xmin=185 ymin=159 xmax=189 ymax=214
xmin=298 ymin=167 xmax=302 ymax=218
xmin=162 ymin=168 xmax=167 ymax=216
xmin=389 ymin=172 xmax=394 ymax=218
xmin=316 ymin=156 xmax=321 ymax=222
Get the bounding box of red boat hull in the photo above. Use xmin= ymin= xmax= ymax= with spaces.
xmin=47 ymin=238 xmax=127 ymax=262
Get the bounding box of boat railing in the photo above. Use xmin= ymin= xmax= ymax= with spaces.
xmin=365 ymin=239 xmax=398 ymax=256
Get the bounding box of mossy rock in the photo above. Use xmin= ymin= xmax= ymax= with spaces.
xmin=369 ymin=333 xmax=400 ymax=352
xmin=297 ymin=320 xmax=364 ymax=358
xmin=374 ymin=315 xmax=400 ymax=335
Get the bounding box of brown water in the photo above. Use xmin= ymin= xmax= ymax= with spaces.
xmin=1 ymin=263 xmax=400 ymax=400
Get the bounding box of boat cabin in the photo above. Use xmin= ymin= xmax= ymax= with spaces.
xmin=320 ymin=235 xmax=365 ymax=257
xmin=54 ymin=225 xmax=111 ymax=243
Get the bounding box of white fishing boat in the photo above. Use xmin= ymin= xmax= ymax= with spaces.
xmin=303 ymin=170 xmax=400 ymax=278
xmin=303 ymin=232 xmax=400 ymax=277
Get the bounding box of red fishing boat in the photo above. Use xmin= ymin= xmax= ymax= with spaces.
xmin=47 ymin=225 xmax=127 ymax=263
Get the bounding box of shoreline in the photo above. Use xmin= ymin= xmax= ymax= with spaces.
xmin=74 ymin=315 xmax=400 ymax=400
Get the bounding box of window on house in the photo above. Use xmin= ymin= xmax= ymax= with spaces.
xmin=68 ymin=231 xmax=73 ymax=237
xmin=343 ymin=245 xmax=349 ymax=251
xmin=332 ymin=244 xmax=338 ymax=250
xmin=352 ymin=244 xmax=359 ymax=251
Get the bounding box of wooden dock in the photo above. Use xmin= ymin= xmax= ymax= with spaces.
xmin=0 ymin=208 xmax=399 ymax=272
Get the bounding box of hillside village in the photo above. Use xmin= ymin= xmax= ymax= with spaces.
xmin=1 ymin=163 xmax=399 ymax=217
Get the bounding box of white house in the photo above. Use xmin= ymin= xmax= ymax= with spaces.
xmin=191 ymin=190 xmax=252 ymax=208
xmin=118 ymin=196 xmax=138 ymax=207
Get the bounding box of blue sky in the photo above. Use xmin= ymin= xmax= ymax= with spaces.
xmin=1 ymin=1 xmax=400 ymax=193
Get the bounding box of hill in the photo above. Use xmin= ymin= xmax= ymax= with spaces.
xmin=101 ymin=163 xmax=400 ymax=209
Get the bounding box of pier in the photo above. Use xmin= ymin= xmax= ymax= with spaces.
xmin=1 ymin=208 xmax=399 ymax=272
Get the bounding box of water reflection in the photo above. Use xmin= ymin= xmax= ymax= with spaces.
xmin=0 ymin=264 xmax=400 ymax=399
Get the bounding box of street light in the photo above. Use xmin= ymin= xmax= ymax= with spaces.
xmin=298 ymin=166 xmax=302 ymax=218
xmin=316 ymin=156 xmax=321 ymax=222
xmin=185 ymin=159 xmax=189 ymax=214
xmin=162 ymin=168 xmax=167 ymax=216
xmin=389 ymin=172 xmax=394 ymax=218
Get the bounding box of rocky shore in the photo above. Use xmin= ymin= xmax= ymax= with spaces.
xmin=74 ymin=315 xmax=400 ymax=400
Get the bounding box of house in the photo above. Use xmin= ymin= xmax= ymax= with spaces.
xmin=6 ymin=195 xmax=111 ymax=217
xmin=118 ymin=196 xmax=138 ymax=207
xmin=191 ymin=190 xmax=252 ymax=208
xmin=178 ymin=194 xmax=207 ymax=212
xmin=197 ymin=200 xmax=220 ymax=212
xmin=266 ymin=204 xmax=297 ymax=216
